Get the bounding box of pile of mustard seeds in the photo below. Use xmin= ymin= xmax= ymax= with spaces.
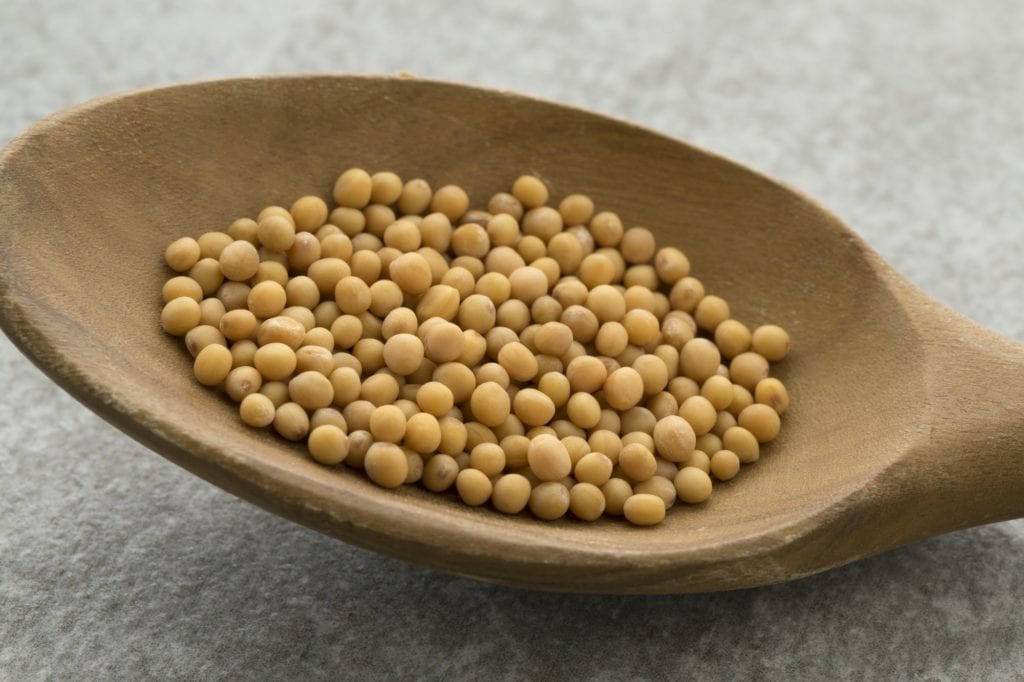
xmin=160 ymin=169 xmax=790 ymax=526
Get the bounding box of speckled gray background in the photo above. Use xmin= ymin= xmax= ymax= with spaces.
xmin=2 ymin=1 xmax=1023 ymax=679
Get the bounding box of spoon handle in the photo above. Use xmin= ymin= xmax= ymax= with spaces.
xmin=901 ymin=301 xmax=1024 ymax=532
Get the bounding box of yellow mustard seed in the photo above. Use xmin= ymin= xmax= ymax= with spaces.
xmin=623 ymin=493 xmax=666 ymax=526
xmin=429 ymin=184 xmax=470 ymax=221
xmin=193 ymin=343 xmax=233 ymax=386
xmin=488 ymin=192 xmax=525 ymax=221
xmin=530 ymin=483 xmax=571 ymax=523
xmin=601 ymin=478 xmax=633 ymax=516
xmin=165 ymin=237 xmax=201 ymax=272
xmin=755 ymin=377 xmax=790 ymax=414
xmin=273 ymin=401 xmax=310 ymax=442
xmin=161 ymin=297 xmax=202 ymax=336
xmin=239 ymin=392 xmax=276 ymax=428
xmin=603 ymin=367 xmax=644 ymax=411
xmin=333 ymin=168 xmax=373 ymax=209
xmin=422 ymin=454 xmax=459 ymax=492
xmin=652 ymin=415 xmax=696 ymax=463
xmin=224 ymin=366 xmax=263 ymax=402
xmin=508 ymin=266 xmax=549 ymax=304
xmin=455 ymin=468 xmax=493 ymax=506
xmin=365 ymin=442 xmax=409 ymax=488
xmin=307 ymin=424 xmax=349 ymax=465
xmin=162 ymin=276 xmax=203 ymax=303
xmin=257 ymin=214 xmax=297 ymax=252
xmin=404 ymin=412 xmax=442 ymax=454
xmin=730 ymin=351 xmax=770 ymax=391
xmin=710 ymin=449 xmax=740 ymax=481
xmin=490 ymin=474 xmax=532 ymax=514
xmin=619 ymin=227 xmax=656 ymax=264
xmin=185 ymin=325 xmax=226 ymax=358
xmin=751 ymin=324 xmax=791 ymax=362
xmin=469 ymin=442 xmax=506 ymax=477
xmin=458 ymin=294 xmax=497 ymax=335
xmin=674 ymin=466 xmax=713 ymax=504
xmin=618 ymin=443 xmax=657 ymax=482
xmin=396 ymin=178 xmax=433 ymax=215
xmin=722 ymin=425 xmax=760 ymax=463
xmin=738 ymin=403 xmax=782 ymax=443
xmin=694 ymin=295 xmax=730 ymax=333
xmin=470 ymin=381 xmax=512 ymax=428
xmin=669 ymin=276 xmax=705 ymax=313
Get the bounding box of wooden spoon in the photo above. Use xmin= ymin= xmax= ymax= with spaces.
xmin=1 ymin=75 xmax=1021 ymax=594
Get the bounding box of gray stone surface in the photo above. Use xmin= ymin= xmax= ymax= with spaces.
xmin=2 ymin=1 xmax=1022 ymax=679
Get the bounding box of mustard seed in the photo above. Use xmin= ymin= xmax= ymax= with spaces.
xmin=422 ymin=454 xmax=459 ymax=492
xmin=365 ymin=442 xmax=409 ymax=488
xmin=394 ymin=179 xmax=433 ymax=216
xmin=185 ymin=325 xmax=226 ymax=357
xmin=224 ymin=366 xmax=263 ymax=402
xmin=601 ymin=478 xmax=633 ymax=516
xmin=669 ymin=276 xmax=705 ymax=313
xmin=738 ymin=403 xmax=781 ymax=443
xmin=404 ymin=412 xmax=442 ymax=454
xmin=508 ymin=266 xmax=549 ymax=304
xmin=680 ymin=338 xmax=721 ymax=383
xmin=653 ymin=415 xmax=696 ymax=463
xmin=470 ymin=381 xmax=512 ymax=428
xmin=693 ymin=295 xmax=729 ymax=332
xmin=193 ymin=343 xmax=233 ymax=386
xmin=165 ymin=237 xmax=201 ymax=272
xmin=333 ymin=168 xmax=373 ymax=208
xmin=488 ymin=192 xmax=524 ymax=221
xmin=730 ymin=351 xmax=770 ymax=391
xmin=513 ymin=388 xmax=556 ymax=426
xmin=710 ymin=450 xmax=740 ymax=481
xmin=623 ymin=493 xmax=666 ymax=526
xmin=714 ymin=319 xmax=752 ymax=359
xmin=674 ymin=467 xmax=713 ymax=504
xmin=239 ymin=392 xmax=276 ymax=428
xmin=430 ymin=184 xmax=470 ymax=221
xmin=492 ymin=474 xmax=532 ymax=514
xmin=460 ymin=292 xmax=499 ymax=333
xmin=751 ymin=324 xmax=790 ymax=362
xmin=273 ymin=401 xmax=310 ymax=442
xmin=307 ymin=425 xmax=349 ymax=465
xmin=161 ymin=297 xmax=202 ymax=336
xmin=722 ymin=425 xmax=760 ymax=463
xmin=259 ymin=381 xmax=290 ymax=408
xmin=619 ymin=443 xmax=657 ymax=482
xmin=619 ymin=227 xmax=656 ymax=264
xmin=511 ymin=175 xmax=548 ymax=208
xmin=755 ymin=377 xmax=790 ymax=414
xmin=679 ymin=395 xmax=717 ymax=435
xmin=382 ymin=333 xmax=424 ymax=376
xmin=603 ymin=367 xmax=644 ymax=411
xmin=497 ymin=342 xmax=538 ymax=382
xmin=468 ymin=442 xmax=506 ymax=477
xmin=455 ymin=468 xmax=493 ymax=506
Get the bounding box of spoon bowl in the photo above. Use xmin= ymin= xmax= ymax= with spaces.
xmin=1 ymin=75 xmax=1021 ymax=593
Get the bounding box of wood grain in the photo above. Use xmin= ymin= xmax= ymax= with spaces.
xmin=1 ymin=75 xmax=1021 ymax=593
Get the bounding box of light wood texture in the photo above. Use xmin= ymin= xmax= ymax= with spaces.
xmin=1 ymin=75 xmax=1021 ymax=593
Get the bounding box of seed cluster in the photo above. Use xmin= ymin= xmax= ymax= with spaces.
xmin=161 ymin=169 xmax=791 ymax=526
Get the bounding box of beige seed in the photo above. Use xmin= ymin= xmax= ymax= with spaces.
xmin=623 ymin=493 xmax=666 ymax=526
xmin=365 ymin=442 xmax=409 ymax=488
